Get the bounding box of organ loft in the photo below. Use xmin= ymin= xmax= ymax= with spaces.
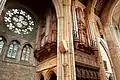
xmin=0 ymin=0 xmax=120 ymax=80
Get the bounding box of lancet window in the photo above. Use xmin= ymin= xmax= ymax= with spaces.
xmin=21 ymin=44 xmax=31 ymax=61
xmin=0 ymin=37 xmax=5 ymax=55
xmin=7 ymin=40 xmax=20 ymax=58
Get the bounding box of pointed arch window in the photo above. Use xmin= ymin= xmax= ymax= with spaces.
xmin=7 ymin=41 xmax=20 ymax=58
xmin=21 ymin=44 xmax=31 ymax=61
xmin=0 ymin=37 xmax=4 ymax=55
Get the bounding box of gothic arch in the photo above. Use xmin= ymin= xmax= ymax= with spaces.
xmin=45 ymin=70 xmax=57 ymax=80
xmin=39 ymin=74 xmax=44 ymax=80
xmin=22 ymin=42 xmax=33 ymax=49
xmin=9 ymin=40 xmax=21 ymax=45
xmin=0 ymin=35 xmax=7 ymax=55
xmin=52 ymin=0 xmax=63 ymax=18
xmin=0 ymin=35 xmax=7 ymax=43
xmin=97 ymin=37 xmax=115 ymax=78
xmin=97 ymin=37 xmax=113 ymax=66
xmin=101 ymin=0 xmax=120 ymax=25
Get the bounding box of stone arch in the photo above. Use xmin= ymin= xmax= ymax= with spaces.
xmin=39 ymin=74 xmax=45 ymax=80
xmin=97 ymin=37 xmax=115 ymax=79
xmin=9 ymin=40 xmax=21 ymax=45
xmin=46 ymin=70 xmax=57 ymax=80
xmin=21 ymin=42 xmax=33 ymax=49
xmin=101 ymin=1 xmax=120 ymax=79
xmin=0 ymin=35 xmax=7 ymax=44
xmin=101 ymin=0 xmax=120 ymax=25
xmin=0 ymin=35 xmax=7 ymax=55
xmin=98 ymin=37 xmax=113 ymax=64
xmin=52 ymin=0 xmax=63 ymax=18
xmin=36 ymin=73 xmax=45 ymax=80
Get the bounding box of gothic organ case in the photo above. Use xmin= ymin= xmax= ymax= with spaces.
xmin=34 ymin=8 xmax=57 ymax=62
xmin=72 ymin=1 xmax=100 ymax=80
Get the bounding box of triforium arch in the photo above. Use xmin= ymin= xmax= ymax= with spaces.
xmin=36 ymin=73 xmax=45 ymax=80
xmin=40 ymin=74 xmax=44 ymax=80
xmin=101 ymin=0 xmax=120 ymax=80
xmin=46 ymin=70 xmax=57 ymax=80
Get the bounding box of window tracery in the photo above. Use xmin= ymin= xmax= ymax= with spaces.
xmin=4 ymin=8 xmax=35 ymax=35
xmin=21 ymin=44 xmax=31 ymax=61
xmin=7 ymin=41 xmax=20 ymax=58
xmin=0 ymin=37 xmax=4 ymax=55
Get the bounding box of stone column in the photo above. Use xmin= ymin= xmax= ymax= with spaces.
xmin=103 ymin=23 xmax=120 ymax=80
xmin=56 ymin=0 xmax=76 ymax=80
xmin=62 ymin=0 xmax=76 ymax=80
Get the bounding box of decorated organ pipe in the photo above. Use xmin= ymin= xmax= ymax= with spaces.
xmin=39 ymin=9 xmax=57 ymax=48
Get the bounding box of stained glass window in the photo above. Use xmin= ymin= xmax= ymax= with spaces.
xmin=21 ymin=44 xmax=31 ymax=61
xmin=4 ymin=8 xmax=35 ymax=35
xmin=7 ymin=41 xmax=20 ymax=58
xmin=0 ymin=37 xmax=4 ymax=55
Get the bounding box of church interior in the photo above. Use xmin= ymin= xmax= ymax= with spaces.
xmin=0 ymin=0 xmax=120 ymax=80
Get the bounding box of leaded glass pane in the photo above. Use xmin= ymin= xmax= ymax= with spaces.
xmin=7 ymin=41 xmax=19 ymax=58
xmin=25 ymin=47 xmax=30 ymax=61
xmin=7 ymin=44 xmax=13 ymax=57
xmin=0 ymin=37 xmax=4 ymax=55
xmin=21 ymin=47 xmax=26 ymax=60
xmin=21 ymin=45 xmax=30 ymax=61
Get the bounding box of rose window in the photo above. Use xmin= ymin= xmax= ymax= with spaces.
xmin=4 ymin=8 xmax=35 ymax=35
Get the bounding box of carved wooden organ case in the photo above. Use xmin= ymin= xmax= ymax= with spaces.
xmin=72 ymin=1 xmax=100 ymax=80
xmin=34 ymin=9 xmax=57 ymax=62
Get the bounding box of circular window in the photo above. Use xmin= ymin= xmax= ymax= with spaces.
xmin=4 ymin=8 xmax=35 ymax=35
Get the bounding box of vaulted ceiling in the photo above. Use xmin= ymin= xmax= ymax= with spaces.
xmin=79 ymin=0 xmax=109 ymax=17
xmin=112 ymin=1 xmax=120 ymax=24
xmin=95 ymin=0 xmax=109 ymax=16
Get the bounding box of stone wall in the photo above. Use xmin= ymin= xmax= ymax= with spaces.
xmin=0 ymin=60 xmax=36 ymax=80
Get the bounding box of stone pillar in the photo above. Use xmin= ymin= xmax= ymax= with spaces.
xmin=63 ymin=0 xmax=76 ymax=80
xmin=56 ymin=0 xmax=76 ymax=80
xmin=103 ymin=23 xmax=120 ymax=80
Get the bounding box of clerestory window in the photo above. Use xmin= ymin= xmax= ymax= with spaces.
xmin=7 ymin=40 xmax=20 ymax=58
xmin=0 ymin=37 xmax=4 ymax=55
xmin=21 ymin=44 xmax=31 ymax=61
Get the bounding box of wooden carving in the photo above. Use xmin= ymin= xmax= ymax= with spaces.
xmin=73 ymin=7 xmax=98 ymax=56
xmin=76 ymin=66 xmax=100 ymax=80
xmin=76 ymin=7 xmax=87 ymax=46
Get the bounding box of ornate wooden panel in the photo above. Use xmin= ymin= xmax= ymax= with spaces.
xmin=75 ymin=50 xmax=98 ymax=67
xmin=76 ymin=66 xmax=100 ymax=80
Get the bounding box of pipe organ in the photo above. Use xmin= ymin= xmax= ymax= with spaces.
xmin=72 ymin=1 xmax=100 ymax=80
xmin=34 ymin=9 xmax=57 ymax=62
